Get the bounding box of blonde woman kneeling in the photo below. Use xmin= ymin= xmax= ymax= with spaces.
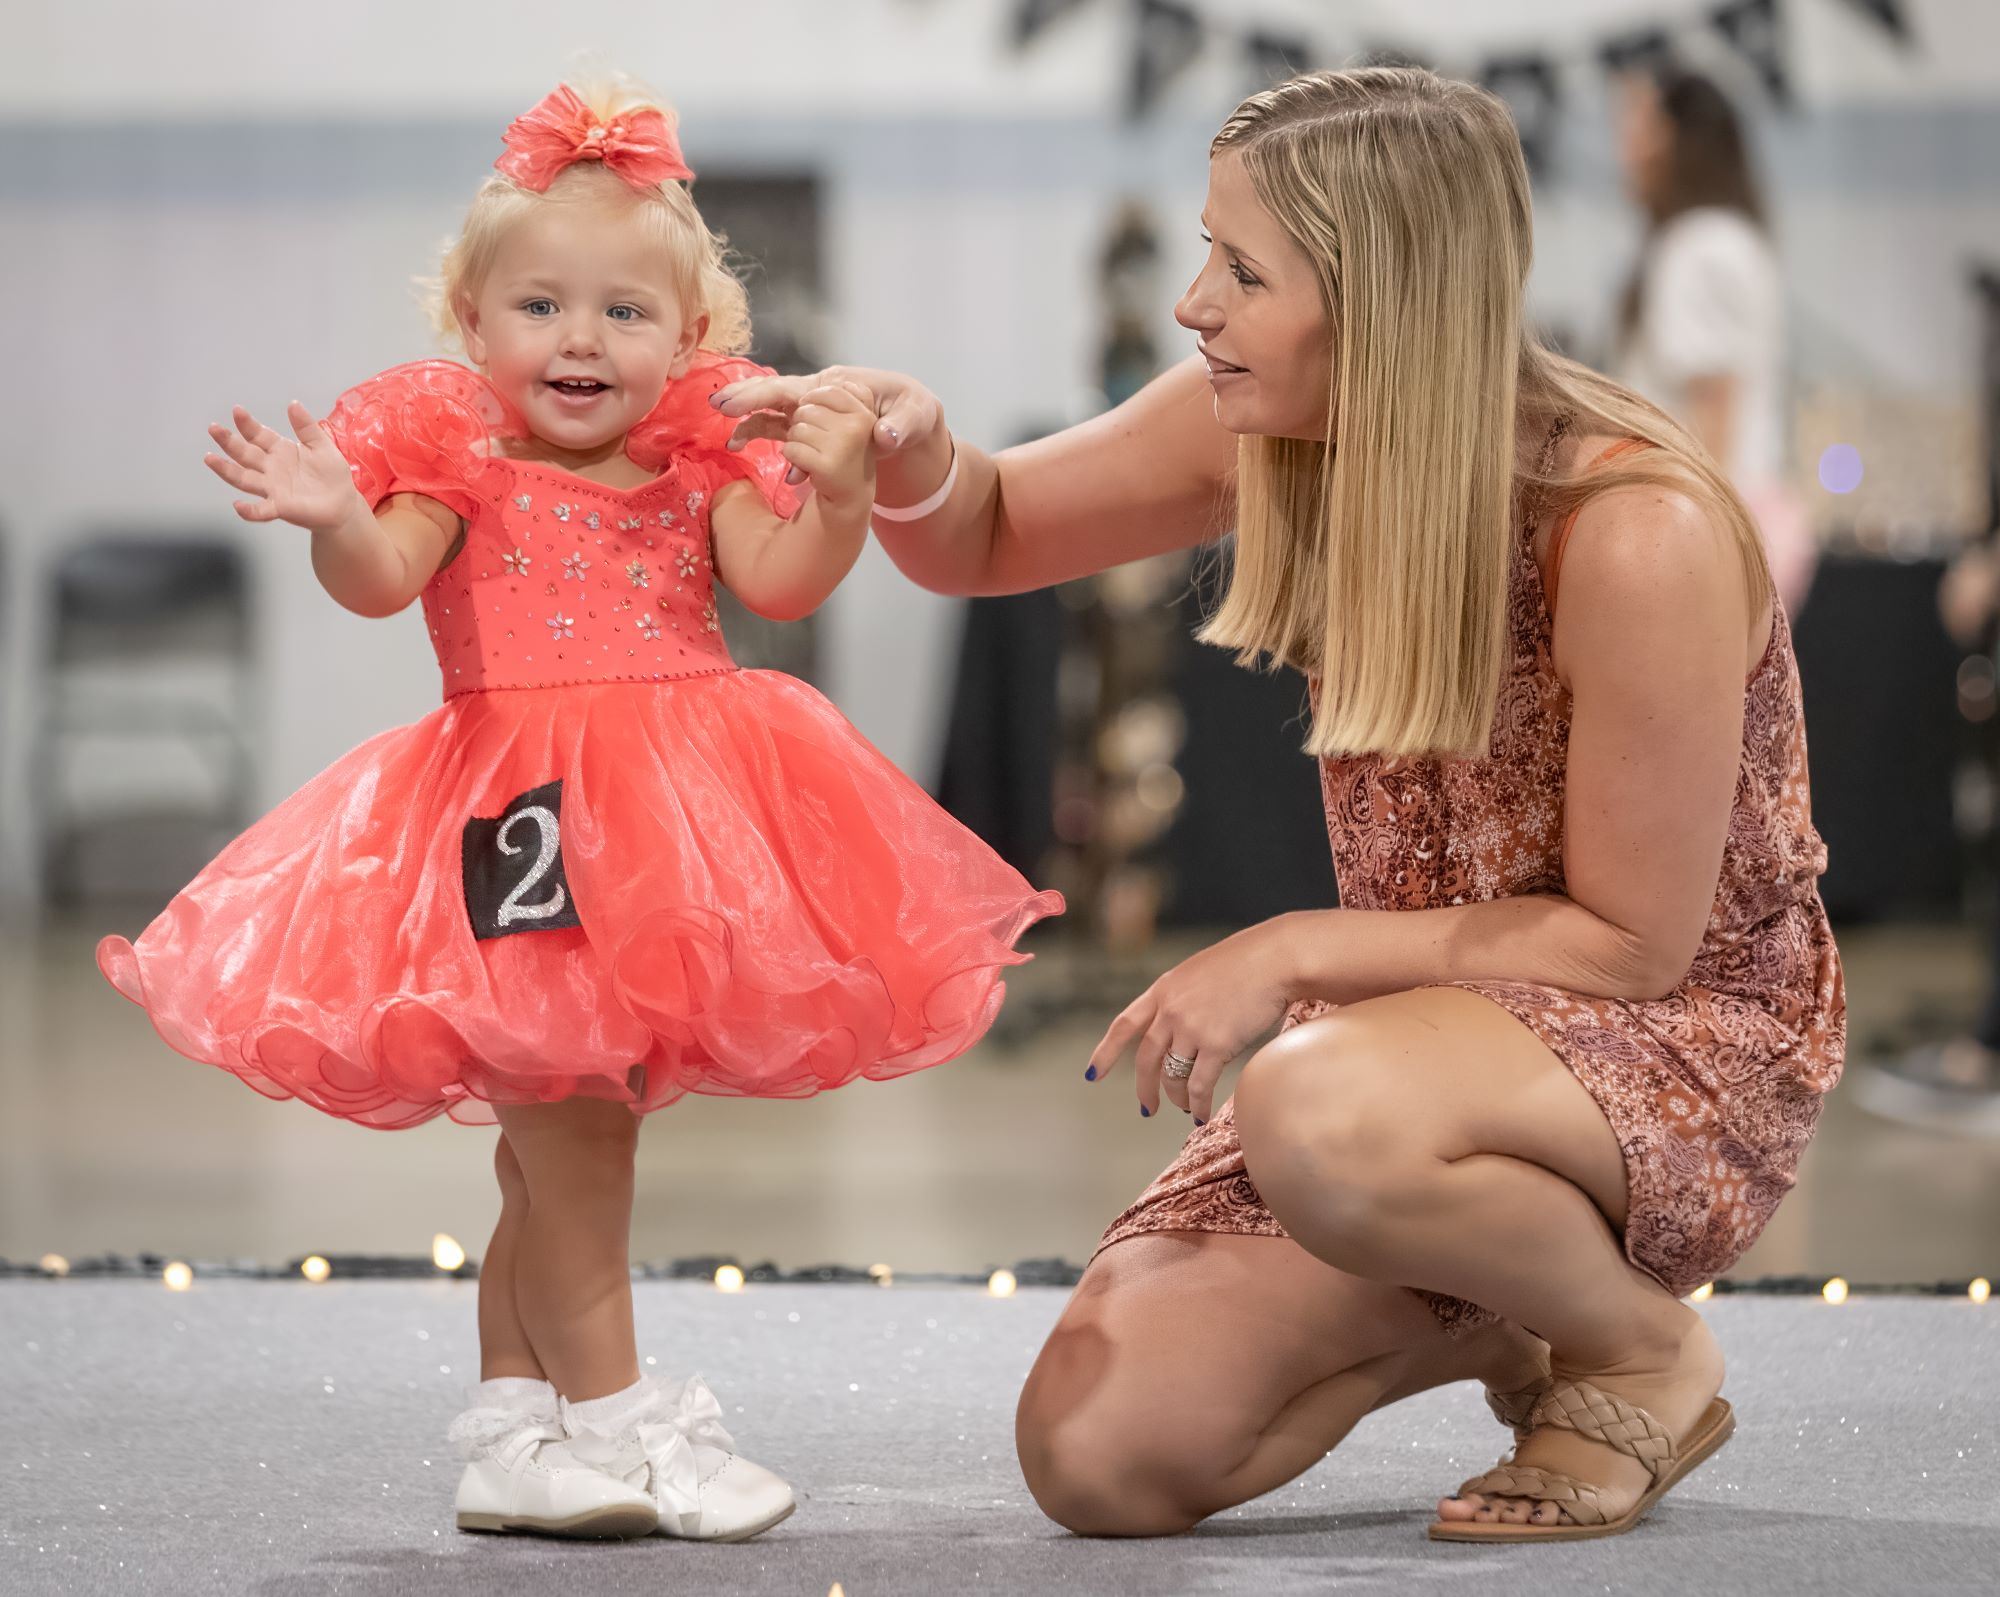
xmin=718 ymin=67 xmax=1843 ymax=1544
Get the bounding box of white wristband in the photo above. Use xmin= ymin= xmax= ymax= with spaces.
xmin=870 ymin=443 xmax=958 ymax=522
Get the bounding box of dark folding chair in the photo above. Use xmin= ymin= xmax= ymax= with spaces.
xmin=33 ymin=535 xmax=258 ymax=909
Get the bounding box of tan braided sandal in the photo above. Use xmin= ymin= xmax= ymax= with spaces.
xmin=1430 ymin=1377 xmax=1735 ymax=1543
xmin=1484 ymin=1376 xmax=1554 ymax=1443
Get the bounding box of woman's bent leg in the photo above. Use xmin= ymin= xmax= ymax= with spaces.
xmin=1016 ymin=1230 xmax=1545 ymax=1536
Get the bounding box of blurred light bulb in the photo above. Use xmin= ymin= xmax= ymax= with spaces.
xmin=1971 ymin=1277 xmax=1991 ymax=1304
xmin=987 ymin=1269 xmax=1017 ymax=1298
xmin=39 ymin=1254 xmax=69 ymax=1278
xmin=301 ymin=1256 xmax=331 ymax=1284
xmin=432 ymin=1234 xmax=466 ymax=1272
xmin=1135 ymin=763 xmax=1185 ymax=813
xmin=715 ymin=1265 xmax=746 ymax=1293
xmin=868 ymin=1263 xmax=894 ymax=1287
xmin=1821 ymin=1277 xmax=1849 ymax=1305
xmin=1817 ymin=444 xmax=1864 ymax=495
xmin=163 ymin=1261 xmax=194 ymax=1292
xmin=1688 ymin=1282 xmax=1714 ymax=1303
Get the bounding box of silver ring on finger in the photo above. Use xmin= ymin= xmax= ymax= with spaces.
xmin=1161 ymin=1050 xmax=1197 ymax=1080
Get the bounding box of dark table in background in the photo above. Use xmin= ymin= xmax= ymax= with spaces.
xmin=934 ymin=581 xmax=1334 ymax=929
xmin=1791 ymin=553 xmax=1967 ymax=922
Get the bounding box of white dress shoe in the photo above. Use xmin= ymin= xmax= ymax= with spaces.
xmin=450 ymin=1393 xmax=659 ymax=1538
xmin=563 ymin=1374 xmax=796 ymax=1542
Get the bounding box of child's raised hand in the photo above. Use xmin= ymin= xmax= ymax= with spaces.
xmin=205 ymin=402 xmax=366 ymax=532
xmin=780 ymin=380 xmax=878 ymax=519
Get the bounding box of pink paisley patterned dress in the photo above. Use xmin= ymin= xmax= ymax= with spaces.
xmin=1096 ymin=429 xmax=1846 ymax=1330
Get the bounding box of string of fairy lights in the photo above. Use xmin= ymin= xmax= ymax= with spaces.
xmin=5 ymin=1246 xmax=1988 ymax=1304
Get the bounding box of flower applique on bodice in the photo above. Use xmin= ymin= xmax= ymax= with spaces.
xmin=320 ymin=352 xmax=803 ymax=701
xmin=423 ymin=463 xmax=731 ymax=696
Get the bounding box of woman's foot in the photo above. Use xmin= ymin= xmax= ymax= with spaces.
xmin=1436 ymin=1301 xmax=1725 ymax=1528
xmin=1462 ymin=1319 xmax=1554 ymax=1437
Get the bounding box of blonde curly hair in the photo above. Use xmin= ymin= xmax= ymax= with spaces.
xmin=421 ymin=75 xmax=751 ymax=357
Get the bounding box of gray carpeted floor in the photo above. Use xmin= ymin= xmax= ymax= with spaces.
xmin=4 ymin=1281 xmax=1995 ymax=1595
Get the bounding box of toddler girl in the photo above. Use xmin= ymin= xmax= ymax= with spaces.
xmin=100 ymin=78 xmax=1062 ymax=1543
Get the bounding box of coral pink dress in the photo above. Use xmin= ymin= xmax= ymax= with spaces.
xmin=100 ymin=354 xmax=1063 ymax=1128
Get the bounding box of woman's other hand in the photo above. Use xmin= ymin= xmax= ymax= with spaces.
xmin=1086 ymin=918 xmax=1301 ymax=1125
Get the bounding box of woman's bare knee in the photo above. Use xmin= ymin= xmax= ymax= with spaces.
xmin=1026 ymin=1463 xmax=1203 ymax=1537
xmin=1016 ymin=1311 xmax=1215 ymax=1536
xmin=1236 ymin=1033 xmax=1413 ymax=1244
xmin=1018 ymin=1405 xmax=1205 ymax=1536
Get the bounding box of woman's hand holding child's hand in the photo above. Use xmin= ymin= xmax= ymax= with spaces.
xmin=205 ymin=402 xmax=368 ymax=534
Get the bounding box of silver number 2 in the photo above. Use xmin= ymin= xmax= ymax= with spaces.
xmin=495 ymin=805 xmax=567 ymax=926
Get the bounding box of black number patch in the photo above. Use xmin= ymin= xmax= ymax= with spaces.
xmin=461 ymin=779 xmax=584 ymax=941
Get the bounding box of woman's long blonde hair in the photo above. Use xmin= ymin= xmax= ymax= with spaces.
xmin=1197 ymin=66 xmax=1770 ymax=760
xmin=422 ymin=75 xmax=752 ymax=357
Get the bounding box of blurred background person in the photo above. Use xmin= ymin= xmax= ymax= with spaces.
xmin=1613 ymin=62 xmax=1816 ymax=615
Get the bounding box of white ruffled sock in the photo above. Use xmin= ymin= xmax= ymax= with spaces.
xmin=561 ymin=1376 xmax=655 ymax=1440
xmin=448 ymin=1376 xmax=559 ymax=1460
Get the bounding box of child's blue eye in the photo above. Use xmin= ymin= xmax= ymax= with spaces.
xmin=607 ymin=305 xmax=641 ymax=322
xmin=523 ymin=299 xmax=555 ymax=316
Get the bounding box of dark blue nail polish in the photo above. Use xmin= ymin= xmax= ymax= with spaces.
xmin=1140 ymin=1104 xmax=1151 ymax=1118
xmin=1194 ymin=1117 xmax=1206 ymax=1127
xmin=1084 ymin=1065 xmax=1096 ymax=1081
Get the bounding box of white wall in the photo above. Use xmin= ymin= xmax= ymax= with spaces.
xmin=3 ymin=0 xmax=1999 ymax=918
xmin=8 ymin=1 xmax=1998 ymax=116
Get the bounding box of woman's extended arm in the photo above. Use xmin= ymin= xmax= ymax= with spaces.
xmin=716 ymin=354 xmax=1238 ymax=597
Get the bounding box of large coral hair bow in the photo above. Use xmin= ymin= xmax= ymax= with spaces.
xmin=495 ymin=84 xmax=694 ymax=193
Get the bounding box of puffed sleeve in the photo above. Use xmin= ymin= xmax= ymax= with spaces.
xmin=319 ymin=361 xmax=518 ymax=522
xmin=626 ymin=353 xmax=806 ymax=521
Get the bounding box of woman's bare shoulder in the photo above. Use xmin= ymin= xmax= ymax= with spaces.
xmin=1556 ymin=468 xmax=1769 ymax=677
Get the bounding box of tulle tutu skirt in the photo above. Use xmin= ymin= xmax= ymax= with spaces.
xmin=99 ymin=673 xmax=1063 ymax=1128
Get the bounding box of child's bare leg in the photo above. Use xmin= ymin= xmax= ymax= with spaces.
xmin=491 ymin=1097 xmax=642 ymax=1401
xmin=477 ymin=1133 xmax=547 ymax=1382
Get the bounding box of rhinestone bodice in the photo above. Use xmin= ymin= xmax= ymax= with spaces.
xmin=318 ymin=354 xmax=802 ymax=704
xmin=422 ymin=459 xmax=732 ymax=698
